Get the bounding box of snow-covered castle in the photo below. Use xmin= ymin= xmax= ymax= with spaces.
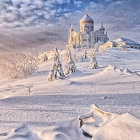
xmin=67 ymin=10 xmax=109 ymax=49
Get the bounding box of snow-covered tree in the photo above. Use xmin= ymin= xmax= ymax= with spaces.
xmin=93 ymin=43 xmax=99 ymax=53
xmin=64 ymin=48 xmax=76 ymax=75
xmin=48 ymin=46 xmax=65 ymax=82
xmin=88 ymin=49 xmax=98 ymax=69
xmin=83 ymin=47 xmax=87 ymax=59
xmin=0 ymin=52 xmax=39 ymax=80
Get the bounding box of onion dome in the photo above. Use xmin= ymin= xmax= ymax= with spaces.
xmin=80 ymin=10 xmax=94 ymax=24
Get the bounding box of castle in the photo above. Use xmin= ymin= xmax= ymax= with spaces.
xmin=67 ymin=10 xmax=109 ymax=49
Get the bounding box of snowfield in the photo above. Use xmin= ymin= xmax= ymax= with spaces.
xmin=0 ymin=47 xmax=140 ymax=140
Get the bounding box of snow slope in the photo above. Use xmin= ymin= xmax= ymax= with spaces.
xmin=0 ymin=47 xmax=140 ymax=140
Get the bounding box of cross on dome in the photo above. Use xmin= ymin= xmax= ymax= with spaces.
xmin=85 ymin=8 xmax=88 ymax=15
xmin=71 ymin=24 xmax=73 ymax=29
xmin=80 ymin=9 xmax=94 ymax=24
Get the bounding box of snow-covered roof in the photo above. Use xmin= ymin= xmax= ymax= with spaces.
xmin=114 ymin=38 xmax=139 ymax=44
xmin=105 ymin=41 xmax=116 ymax=44
xmin=80 ymin=14 xmax=94 ymax=24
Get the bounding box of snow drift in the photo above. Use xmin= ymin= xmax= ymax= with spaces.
xmin=102 ymin=65 xmax=132 ymax=75
xmin=79 ymin=104 xmax=140 ymax=140
xmin=0 ymin=124 xmax=40 ymax=140
xmin=0 ymin=105 xmax=140 ymax=140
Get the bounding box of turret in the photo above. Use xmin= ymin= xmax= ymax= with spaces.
xmin=100 ymin=22 xmax=105 ymax=34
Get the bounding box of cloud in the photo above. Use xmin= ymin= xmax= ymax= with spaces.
xmin=0 ymin=0 xmax=139 ymax=48
xmin=0 ymin=0 xmax=90 ymax=28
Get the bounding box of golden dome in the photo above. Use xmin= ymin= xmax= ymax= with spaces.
xmin=80 ymin=14 xmax=94 ymax=24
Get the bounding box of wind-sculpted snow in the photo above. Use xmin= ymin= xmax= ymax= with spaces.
xmin=0 ymin=105 xmax=140 ymax=140
xmin=0 ymin=124 xmax=40 ymax=140
xmin=0 ymin=48 xmax=140 ymax=139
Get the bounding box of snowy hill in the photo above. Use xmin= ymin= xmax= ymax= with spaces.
xmin=0 ymin=47 xmax=140 ymax=140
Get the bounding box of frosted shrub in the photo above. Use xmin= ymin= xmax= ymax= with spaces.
xmin=40 ymin=53 xmax=48 ymax=63
xmin=83 ymin=47 xmax=87 ymax=59
xmin=0 ymin=52 xmax=39 ymax=80
xmin=88 ymin=49 xmax=98 ymax=69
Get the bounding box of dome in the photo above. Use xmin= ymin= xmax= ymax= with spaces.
xmin=100 ymin=26 xmax=105 ymax=30
xmin=80 ymin=14 xmax=94 ymax=24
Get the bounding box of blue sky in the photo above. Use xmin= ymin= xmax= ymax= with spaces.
xmin=0 ymin=0 xmax=139 ymax=29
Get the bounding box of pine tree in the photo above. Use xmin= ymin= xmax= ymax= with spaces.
xmin=48 ymin=46 xmax=65 ymax=81
xmin=88 ymin=49 xmax=98 ymax=69
xmin=65 ymin=48 xmax=76 ymax=75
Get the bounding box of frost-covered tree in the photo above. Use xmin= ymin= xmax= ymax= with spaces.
xmin=88 ymin=49 xmax=98 ymax=69
xmin=48 ymin=46 xmax=65 ymax=82
xmin=64 ymin=48 xmax=76 ymax=75
xmin=83 ymin=47 xmax=87 ymax=59
xmin=0 ymin=52 xmax=39 ymax=80
xmin=93 ymin=43 xmax=99 ymax=53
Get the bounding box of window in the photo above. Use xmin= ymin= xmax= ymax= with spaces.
xmin=83 ymin=39 xmax=87 ymax=41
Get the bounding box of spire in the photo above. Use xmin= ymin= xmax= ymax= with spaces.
xmin=101 ymin=22 xmax=103 ymax=28
xmin=100 ymin=22 xmax=105 ymax=30
xmin=85 ymin=7 xmax=88 ymax=15
xmin=70 ymin=23 xmax=74 ymax=31
xmin=71 ymin=23 xmax=73 ymax=29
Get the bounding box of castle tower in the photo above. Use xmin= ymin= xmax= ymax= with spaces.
xmin=80 ymin=9 xmax=94 ymax=34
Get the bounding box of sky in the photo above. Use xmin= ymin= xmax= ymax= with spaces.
xmin=0 ymin=0 xmax=140 ymax=51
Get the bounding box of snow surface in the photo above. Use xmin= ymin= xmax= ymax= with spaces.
xmin=0 ymin=47 xmax=140 ymax=140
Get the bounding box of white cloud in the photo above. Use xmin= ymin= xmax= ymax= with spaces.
xmin=0 ymin=0 xmax=139 ymax=42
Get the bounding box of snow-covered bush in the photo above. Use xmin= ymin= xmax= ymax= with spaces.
xmin=69 ymin=48 xmax=78 ymax=62
xmin=39 ymin=53 xmax=48 ymax=63
xmin=48 ymin=46 xmax=65 ymax=82
xmin=88 ymin=49 xmax=98 ymax=69
xmin=83 ymin=47 xmax=87 ymax=59
xmin=0 ymin=52 xmax=39 ymax=80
